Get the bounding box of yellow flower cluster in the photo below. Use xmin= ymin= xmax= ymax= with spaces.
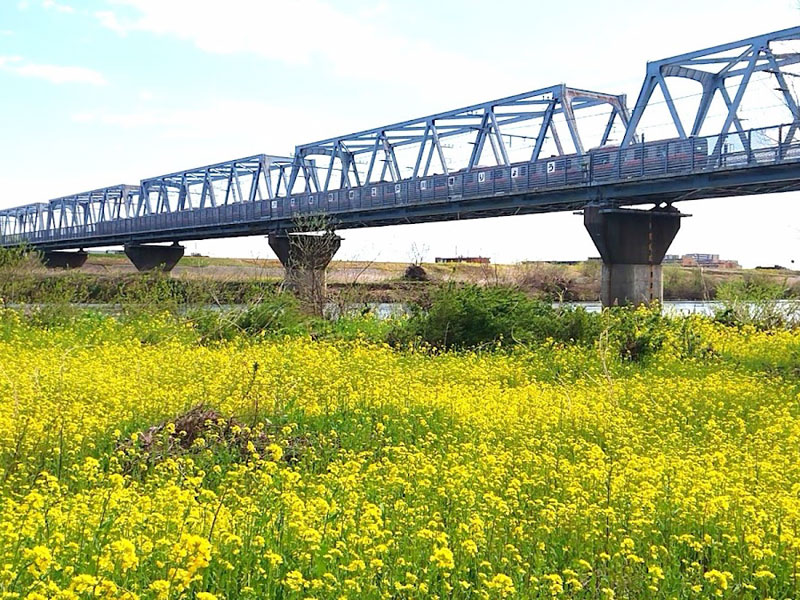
xmin=0 ymin=310 xmax=798 ymax=598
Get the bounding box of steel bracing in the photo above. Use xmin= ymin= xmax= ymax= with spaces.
xmin=0 ymin=186 xmax=139 ymax=239
xmin=139 ymin=154 xmax=295 ymax=215
xmin=287 ymin=84 xmax=630 ymax=194
xmin=1 ymin=27 xmax=800 ymax=251
xmin=0 ymin=155 xmax=293 ymax=243
xmin=622 ymin=26 xmax=800 ymax=149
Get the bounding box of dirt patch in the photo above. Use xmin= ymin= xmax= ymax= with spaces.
xmin=118 ymin=405 xmax=313 ymax=470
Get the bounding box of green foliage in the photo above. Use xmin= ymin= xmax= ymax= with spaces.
xmin=235 ymin=292 xmax=309 ymax=336
xmin=0 ymin=244 xmax=36 ymax=269
xmin=386 ymin=285 xmax=717 ymax=364
xmin=388 ymin=284 xmax=602 ymax=350
xmin=188 ymin=292 xmax=317 ymax=342
xmin=662 ymin=265 xmax=712 ymax=300
xmin=0 ymin=269 xmax=281 ymax=307
xmin=714 ymin=276 xmax=798 ymax=329
xmin=312 ymin=312 xmax=394 ymax=342
xmin=603 ymin=305 xmax=668 ymax=362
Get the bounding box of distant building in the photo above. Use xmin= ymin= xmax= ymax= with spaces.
xmin=435 ymin=256 xmax=490 ymax=264
xmin=521 ymin=260 xmax=580 ymax=265
xmin=683 ymin=253 xmax=719 ymax=265
xmin=668 ymin=253 xmax=740 ymax=269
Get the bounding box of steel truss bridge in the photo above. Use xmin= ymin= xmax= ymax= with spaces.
xmin=2 ymin=26 xmax=800 ymax=251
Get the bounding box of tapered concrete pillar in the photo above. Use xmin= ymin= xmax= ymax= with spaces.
xmin=42 ymin=250 xmax=88 ymax=269
xmin=268 ymin=232 xmax=341 ymax=312
xmin=124 ymin=243 xmax=184 ymax=272
xmin=584 ymin=206 xmax=683 ymax=306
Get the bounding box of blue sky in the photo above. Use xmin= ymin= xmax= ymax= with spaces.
xmin=1 ymin=0 xmax=799 ymax=267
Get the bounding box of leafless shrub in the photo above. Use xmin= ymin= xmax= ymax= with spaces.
xmin=513 ymin=262 xmax=577 ymax=300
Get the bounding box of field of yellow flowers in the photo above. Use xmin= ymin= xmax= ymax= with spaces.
xmin=0 ymin=309 xmax=799 ymax=599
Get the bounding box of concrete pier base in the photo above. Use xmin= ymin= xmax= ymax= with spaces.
xmin=124 ymin=243 xmax=184 ymax=272
xmin=584 ymin=205 xmax=683 ymax=306
xmin=268 ymin=232 xmax=342 ymax=312
xmin=42 ymin=250 xmax=88 ymax=269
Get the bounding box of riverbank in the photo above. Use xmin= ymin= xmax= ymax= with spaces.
xmin=1 ymin=252 xmax=798 ymax=304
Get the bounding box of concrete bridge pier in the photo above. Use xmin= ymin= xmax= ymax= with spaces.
xmin=268 ymin=232 xmax=342 ymax=310
xmin=584 ymin=205 xmax=683 ymax=306
xmin=124 ymin=242 xmax=184 ymax=272
xmin=42 ymin=250 xmax=88 ymax=269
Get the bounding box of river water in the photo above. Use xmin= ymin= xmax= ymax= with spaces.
xmin=7 ymin=300 xmax=800 ymax=322
xmin=367 ymin=300 xmax=800 ymax=320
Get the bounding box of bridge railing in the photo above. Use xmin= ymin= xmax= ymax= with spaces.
xmin=1 ymin=122 xmax=798 ymax=248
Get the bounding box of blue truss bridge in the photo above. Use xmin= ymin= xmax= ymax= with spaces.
xmin=1 ymin=27 xmax=799 ymax=304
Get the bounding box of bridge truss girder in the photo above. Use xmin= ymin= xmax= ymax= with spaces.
xmin=288 ymin=84 xmax=629 ymax=195
xmin=48 ymin=185 xmax=141 ymax=230
xmin=0 ymin=186 xmax=141 ymax=239
xmin=622 ymin=25 xmax=800 ymax=154
xmin=0 ymin=155 xmax=295 ymax=241
xmin=0 ymin=203 xmax=48 ymax=237
xmin=138 ymin=154 xmax=294 ymax=215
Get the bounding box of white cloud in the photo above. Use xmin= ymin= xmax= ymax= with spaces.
xmin=0 ymin=30 xmax=14 ymax=36
xmin=42 ymin=0 xmax=74 ymax=13
xmin=70 ymin=112 xmax=95 ymax=123
xmin=94 ymin=0 xmax=509 ymax=88
xmin=94 ymin=10 xmax=127 ymax=35
xmin=0 ymin=56 xmax=24 ymax=67
xmin=68 ymin=98 xmax=364 ymax=161
xmin=0 ymin=56 xmax=107 ymax=85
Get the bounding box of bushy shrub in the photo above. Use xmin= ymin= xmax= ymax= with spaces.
xmin=190 ymin=292 xmax=312 ymax=341
xmin=236 ymin=292 xmax=309 ymax=335
xmin=0 ymin=244 xmax=36 ymax=269
xmin=714 ymin=277 xmax=797 ymax=329
xmin=403 ymin=264 xmax=428 ymax=281
xmin=663 ymin=266 xmax=711 ymax=300
xmin=604 ymin=305 xmax=668 ymax=362
xmin=388 ymin=284 xmax=601 ymax=350
xmin=514 ymin=262 xmax=577 ymax=300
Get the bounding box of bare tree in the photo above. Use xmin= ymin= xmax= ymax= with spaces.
xmin=275 ymin=214 xmax=342 ymax=315
xmin=408 ymin=242 xmax=429 ymax=266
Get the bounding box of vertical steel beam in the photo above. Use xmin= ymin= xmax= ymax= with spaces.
xmin=690 ymin=82 xmax=716 ymax=136
xmin=429 ymin=122 xmax=451 ymax=175
xmin=468 ymin=113 xmax=491 ymax=170
xmin=622 ymin=75 xmax=658 ymax=146
xmin=561 ymin=97 xmax=586 ymax=154
xmin=412 ymin=125 xmax=431 ymax=178
xmin=656 ymin=74 xmax=687 ymax=139
xmin=531 ymin=100 xmax=557 ymax=161
xmin=712 ymin=46 xmax=760 ymax=158
xmin=488 ymin=111 xmax=510 ymax=165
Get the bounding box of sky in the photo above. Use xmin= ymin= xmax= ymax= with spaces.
xmin=1 ymin=0 xmax=799 ymax=267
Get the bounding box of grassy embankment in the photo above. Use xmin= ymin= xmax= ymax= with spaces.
xmin=1 ymin=252 xmax=798 ymax=305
